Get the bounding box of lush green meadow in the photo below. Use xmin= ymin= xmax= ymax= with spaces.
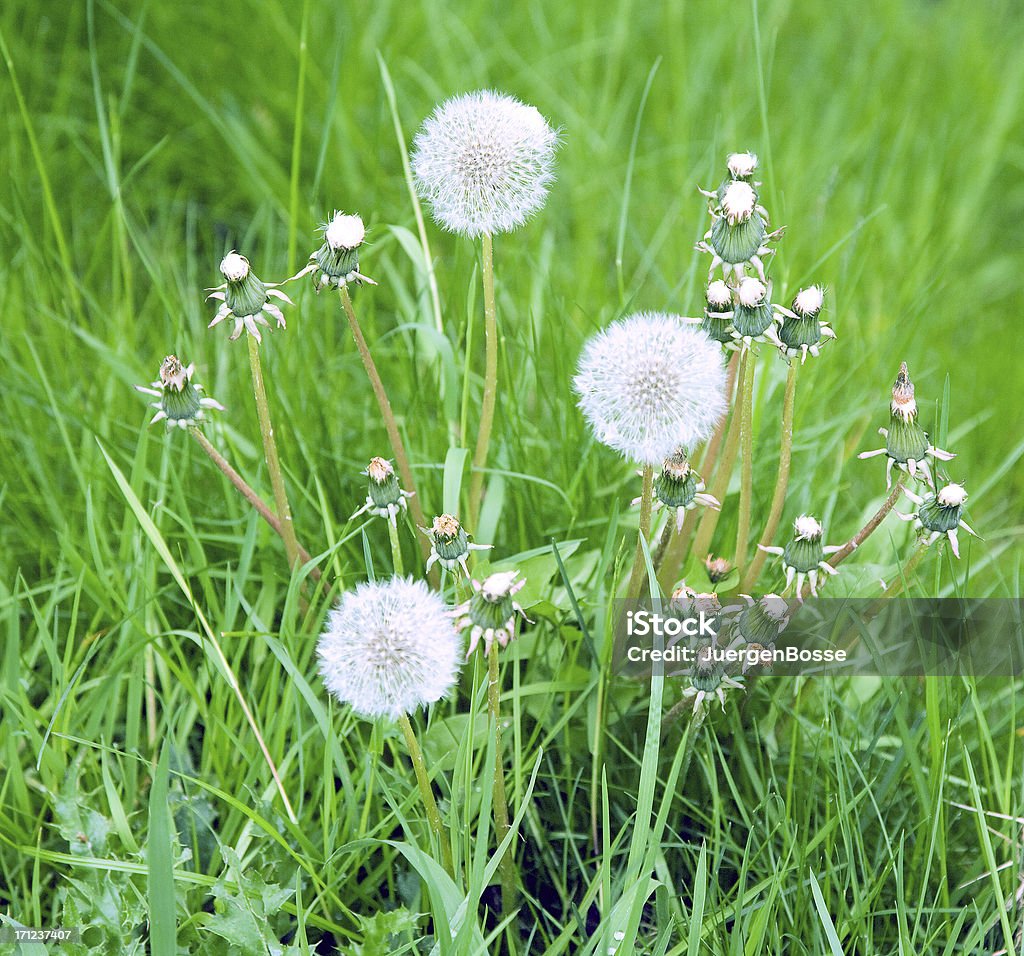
xmin=1 ymin=0 xmax=1023 ymax=952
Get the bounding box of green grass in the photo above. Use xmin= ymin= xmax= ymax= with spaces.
xmin=2 ymin=0 xmax=1023 ymax=952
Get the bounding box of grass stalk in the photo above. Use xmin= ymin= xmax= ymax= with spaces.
xmin=397 ymin=714 xmax=455 ymax=878
xmin=742 ymin=363 xmax=798 ymax=591
xmin=246 ymin=335 xmax=302 ymax=571
xmin=468 ymin=232 xmax=498 ymax=529
xmin=191 ymin=428 xmax=320 ymax=580
xmin=338 ymin=285 xmax=434 ymax=575
xmin=487 ymin=643 xmax=515 ymax=914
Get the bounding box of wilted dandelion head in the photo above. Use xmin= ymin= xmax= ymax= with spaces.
xmin=317 ymin=577 xmax=461 ymax=721
xmin=219 ymin=251 xmax=250 ymax=282
xmin=325 ymin=212 xmax=365 ymax=251
xmin=574 ymin=313 xmax=727 ymax=464
xmin=937 ymin=483 xmax=968 ymax=507
xmin=706 ymin=280 xmax=733 ymax=310
xmin=737 ymin=276 xmax=767 ymax=308
xmin=721 ymin=181 xmax=757 ymax=224
xmin=793 ymin=514 xmax=823 ymax=540
xmin=727 ymin=152 xmax=759 ymax=178
xmin=412 ymin=90 xmax=559 ymax=238
xmin=793 ymin=285 xmax=824 ymax=317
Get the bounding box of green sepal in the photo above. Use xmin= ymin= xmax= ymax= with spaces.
xmin=313 ymin=242 xmax=360 ymax=282
xmin=886 ymin=416 xmax=929 ymax=463
xmin=225 ymin=272 xmax=268 ymax=317
xmin=918 ymin=498 xmax=962 ymax=533
xmin=466 ymin=590 xmax=515 ymax=631
xmin=654 ymin=469 xmax=698 ymax=509
xmin=368 ymin=472 xmax=403 ymax=509
xmin=783 ymin=535 xmax=824 ymax=573
xmin=738 ymin=601 xmax=785 ymax=645
xmin=710 ymin=213 xmax=766 ymax=264
xmin=435 ymin=527 xmax=470 ymax=562
xmin=701 ymin=313 xmax=735 ymax=344
xmin=779 ymin=314 xmax=821 ymax=349
xmin=732 ymin=302 xmax=774 ymax=337
xmin=162 ymin=386 xmax=201 ymax=423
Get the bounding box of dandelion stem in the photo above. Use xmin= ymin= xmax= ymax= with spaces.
xmin=742 ymin=363 xmax=798 ymax=591
xmin=388 ymin=519 xmax=405 ymax=576
xmin=246 ymin=336 xmax=302 ymax=571
xmin=191 ymin=429 xmax=320 ymax=581
xmin=827 ymin=478 xmax=905 ymax=569
xmin=882 ymin=543 xmax=929 ymax=597
xmin=690 ymin=357 xmax=748 ymax=566
xmin=397 ymin=713 xmax=455 ymax=878
xmin=734 ymin=351 xmax=756 ymax=571
xmin=626 ymin=464 xmax=655 ymax=601
xmin=469 ymin=232 xmax=498 ymax=529
xmin=656 ymin=352 xmax=740 ymax=591
xmin=338 ymin=286 xmax=435 ymax=578
xmin=487 ymin=643 xmax=516 ymax=914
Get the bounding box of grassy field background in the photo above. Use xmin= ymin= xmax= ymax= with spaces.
xmin=1 ymin=0 xmax=1023 ymax=952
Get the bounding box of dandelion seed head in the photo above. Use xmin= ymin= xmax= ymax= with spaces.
xmin=220 ymin=252 xmax=250 ymax=282
xmin=574 ymin=313 xmax=727 ymax=464
xmin=727 ymin=152 xmax=759 ymax=178
xmin=737 ymin=276 xmax=767 ymax=308
xmin=706 ymin=280 xmax=733 ymax=309
xmin=412 ymin=90 xmax=559 ymax=237
xmin=325 ymin=212 xmax=365 ymax=251
xmin=318 ymin=577 xmax=461 ymax=721
xmin=721 ymin=181 xmax=757 ymax=223
xmin=937 ymin=483 xmax=968 ymax=507
xmin=793 ymin=285 xmax=824 ymax=317
xmin=793 ymin=514 xmax=823 ymax=540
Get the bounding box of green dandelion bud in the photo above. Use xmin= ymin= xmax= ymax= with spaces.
xmin=422 ymin=513 xmax=491 ymax=576
xmin=294 ymin=211 xmax=378 ymax=291
xmin=896 ymin=482 xmax=980 ymax=559
xmin=351 ymin=457 xmax=414 ymax=526
xmin=638 ymin=449 xmax=720 ymax=531
xmin=758 ymin=514 xmax=842 ymax=598
xmin=776 ymin=285 xmax=836 ymax=363
xmin=207 ymin=252 xmax=293 ymax=343
xmin=455 ymin=570 xmax=529 ymax=657
xmin=134 ymin=355 xmax=224 ymax=429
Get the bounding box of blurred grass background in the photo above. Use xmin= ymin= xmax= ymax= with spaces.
xmin=1 ymin=0 xmax=1023 ymax=952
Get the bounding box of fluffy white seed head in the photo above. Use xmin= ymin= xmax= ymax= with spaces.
xmin=721 ymin=181 xmax=757 ymax=223
xmin=737 ymin=276 xmax=767 ymax=308
xmin=793 ymin=514 xmax=823 ymax=540
xmin=706 ymin=280 xmax=733 ymax=309
xmin=325 ymin=212 xmax=365 ymax=251
xmin=574 ymin=313 xmax=727 ymax=464
xmin=793 ymin=285 xmax=824 ymax=317
xmin=727 ymin=152 xmax=759 ymax=178
xmin=937 ymin=483 xmax=968 ymax=507
xmin=220 ymin=252 xmax=250 ymax=282
xmin=318 ymin=577 xmax=461 ymax=721
xmin=412 ymin=90 xmax=559 ymax=237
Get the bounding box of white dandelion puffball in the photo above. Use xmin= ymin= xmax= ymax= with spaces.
xmin=412 ymin=90 xmax=559 ymax=237
xmin=325 ymin=212 xmax=365 ymax=251
xmin=574 ymin=313 xmax=728 ymax=464
xmin=318 ymin=577 xmax=462 ymax=721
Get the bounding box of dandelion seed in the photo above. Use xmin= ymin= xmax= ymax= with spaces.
xmin=574 ymin=313 xmax=727 ymax=465
xmin=412 ymin=90 xmax=559 ymax=237
xmin=317 ymin=576 xmax=462 ymax=721
xmin=134 ymin=355 xmax=224 ymax=429
xmin=207 ymin=252 xmax=293 ymax=343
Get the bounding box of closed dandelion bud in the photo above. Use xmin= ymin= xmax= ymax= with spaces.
xmin=778 ymin=285 xmax=835 ymax=362
xmin=738 ymin=594 xmax=790 ymax=645
xmin=134 ymin=355 xmax=224 ymax=429
xmin=691 ymin=640 xmax=725 ymax=693
xmin=759 ymin=514 xmax=842 ymax=598
xmin=299 ymin=211 xmax=376 ymax=290
xmin=647 ymin=449 xmax=721 ymax=530
xmin=207 ymin=252 xmax=293 ymax=343
xmin=456 ymin=570 xmax=528 ymax=657
xmin=422 ymin=513 xmax=491 ymax=576
xmin=726 ymin=151 xmax=759 ymax=182
xmin=701 ymin=280 xmax=736 ymax=344
xmin=896 ymin=482 xmax=979 ymax=558
xmin=732 ymin=277 xmax=774 ymax=338
xmin=857 ymin=362 xmax=955 ymax=487
xmin=704 ymin=555 xmax=733 ymax=584
xmin=351 ymin=457 xmax=414 ymax=525
xmin=710 ymin=181 xmax=767 ymax=264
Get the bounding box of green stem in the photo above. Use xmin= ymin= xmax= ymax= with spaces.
xmin=656 ymin=352 xmax=740 ymax=591
xmin=488 ymin=643 xmax=516 ymax=915
xmin=398 ymin=713 xmax=455 ymax=878
xmin=690 ymin=356 xmax=748 ymax=566
xmin=469 ymin=232 xmax=498 ymax=530
xmin=339 ymin=286 xmax=435 ymax=579
xmin=827 ymin=478 xmax=905 ymax=569
xmin=626 ymin=465 xmax=655 ymax=601
xmin=191 ymin=429 xmax=320 ymax=580
xmin=246 ymin=335 xmax=302 ymax=571
xmin=388 ymin=519 xmax=404 ymax=577
xmin=881 ymin=541 xmax=929 ymax=598
xmin=734 ymin=351 xmax=755 ymax=571
xmin=742 ymin=363 xmax=798 ymax=591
